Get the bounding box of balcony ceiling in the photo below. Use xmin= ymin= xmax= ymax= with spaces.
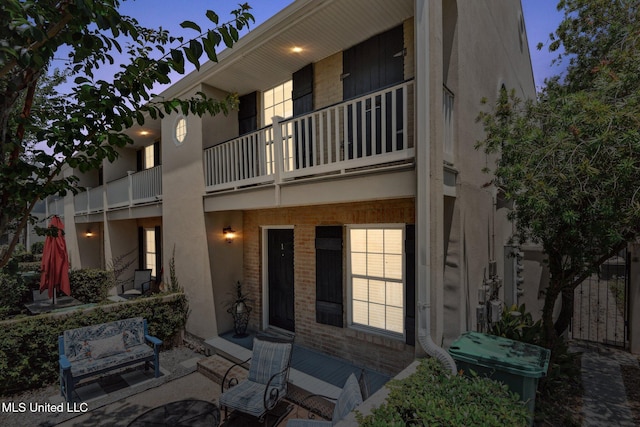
xmin=162 ymin=0 xmax=413 ymax=98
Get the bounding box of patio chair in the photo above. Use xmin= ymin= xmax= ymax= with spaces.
xmin=120 ymin=269 xmax=152 ymax=298
xmin=286 ymin=372 xmax=364 ymax=426
xmin=219 ymin=336 xmax=293 ymax=425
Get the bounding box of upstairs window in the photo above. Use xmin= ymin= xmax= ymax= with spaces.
xmin=263 ymin=80 xmax=293 ymax=125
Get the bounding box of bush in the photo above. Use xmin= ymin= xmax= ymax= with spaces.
xmin=30 ymin=241 xmax=44 ymax=254
xmin=356 ymin=358 xmax=530 ymax=427
xmin=17 ymin=261 xmax=41 ymax=273
xmin=0 ymin=293 xmax=188 ymax=395
xmin=69 ymin=269 xmax=113 ymax=304
xmin=0 ymin=262 xmax=31 ymax=319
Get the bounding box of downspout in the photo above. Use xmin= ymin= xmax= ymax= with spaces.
xmin=414 ymin=0 xmax=457 ymax=375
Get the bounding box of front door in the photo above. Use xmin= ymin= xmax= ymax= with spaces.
xmin=267 ymin=229 xmax=295 ymax=332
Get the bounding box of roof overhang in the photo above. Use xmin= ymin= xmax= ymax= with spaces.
xmin=160 ymin=0 xmax=414 ymax=98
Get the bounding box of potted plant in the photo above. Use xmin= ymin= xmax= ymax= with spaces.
xmin=226 ymin=281 xmax=252 ymax=337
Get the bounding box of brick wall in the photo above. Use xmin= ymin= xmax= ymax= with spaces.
xmin=243 ymin=198 xmax=416 ymax=375
xmin=313 ymin=52 xmax=343 ymax=110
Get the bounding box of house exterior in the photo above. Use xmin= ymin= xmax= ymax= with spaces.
xmin=52 ymin=0 xmax=536 ymax=376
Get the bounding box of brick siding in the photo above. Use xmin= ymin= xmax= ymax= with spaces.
xmin=243 ymin=198 xmax=416 ymax=375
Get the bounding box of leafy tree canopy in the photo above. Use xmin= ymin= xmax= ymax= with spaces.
xmin=476 ymin=0 xmax=640 ymax=348
xmin=0 ymin=0 xmax=253 ymax=267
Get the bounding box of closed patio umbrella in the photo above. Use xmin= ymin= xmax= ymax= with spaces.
xmin=39 ymin=215 xmax=70 ymax=304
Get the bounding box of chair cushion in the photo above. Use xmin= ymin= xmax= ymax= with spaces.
xmin=70 ymin=344 xmax=153 ymax=377
xmin=89 ymin=333 xmax=125 ymax=359
xmin=248 ymin=338 xmax=292 ymax=388
xmin=219 ymin=380 xmax=271 ymax=418
xmin=332 ymin=374 xmax=363 ymax=423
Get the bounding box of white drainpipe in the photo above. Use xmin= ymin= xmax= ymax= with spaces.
xmin=415 ymin=0 xmax=457 ymax=375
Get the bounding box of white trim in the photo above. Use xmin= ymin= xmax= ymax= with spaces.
xmin=345 ymin=224 xmax=406 ymax=340
xmin=260 ymin=225 xmax=295 ymax=331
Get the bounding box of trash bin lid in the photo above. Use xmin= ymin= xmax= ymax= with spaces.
xmin=448 ymin=331 xmax=550 ymax=378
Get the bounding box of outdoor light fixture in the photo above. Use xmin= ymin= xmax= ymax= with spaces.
xmin=86 ymin=230 xmax=94 ymax=237
xmin=291 ymin=46 xmax=303 ymax=53
xmin=223 ymin=226 xmax=236 ymax=243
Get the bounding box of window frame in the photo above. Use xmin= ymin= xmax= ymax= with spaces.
xmin=262 ymin=80 xmax=293 ymax=126
xmin=174 ymin=115 xmax=187 ymax=145
xmin=346 ymin=224 xmax=405 ymax=339
xmin=143 ymin=227 xmax=157 ymax=278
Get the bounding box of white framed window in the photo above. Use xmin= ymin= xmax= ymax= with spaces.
xmin=348 ymin=225 xmax=404 ymax=336
xmin=174 ymin=116 xmax=187 ymax=145
xmin=263 ymin=80 xmax=293 ymax=125
xmin=143 ymin=228 xmax=157 ymax=277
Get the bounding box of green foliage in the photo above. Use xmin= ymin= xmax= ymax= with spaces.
xmin=356 ymin=358 xmax=530 ymax=426
xmin=30 ymin=241 xmax=44 ymax=254
xmin=16 ymin=261 xmax=41 ymax=273
xmin=69 ymin=269 xmax=113 ymax=304
xmin=476 ymin=0 xmax=640 ymax=347
xmin=0 ymin=293 xmax=188 ymax=395
xmin=0 ymin=269 xmax=30 ymax=319
xmin=0 ymin=1 xmax=254 ymax=268
xmin=168 ymin=245 xmax=181 ymax=293
xmin=489 ymin=304 xmax=542 ymax=345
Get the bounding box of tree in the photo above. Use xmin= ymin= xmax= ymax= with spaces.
xmin=0 ymin=0 xmax=254 ymax=268
xmin=476 ymin=0 xmax=640 ymax=350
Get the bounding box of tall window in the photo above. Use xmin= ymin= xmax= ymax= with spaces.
xmin=144 ymin=228 xmax=157 ymax=277
xmin=143 ymin=144 xmax=155 ymax=170
xmin=263 ymin=80 xmax=293 ymax=125
xmin=349 ymin=225 xmax=404 ymax=335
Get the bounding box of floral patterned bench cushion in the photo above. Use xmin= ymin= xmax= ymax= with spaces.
xmin=63 ymin=317 xmax=146 ymax=362
xmin=69 ymin=344 xmax=154 ymax=377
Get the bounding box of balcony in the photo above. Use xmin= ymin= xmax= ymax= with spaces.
xmin=74 ymin=166 xmax=162 ymax=215
xmin=204 ymin=80 xmax=414 ymax=193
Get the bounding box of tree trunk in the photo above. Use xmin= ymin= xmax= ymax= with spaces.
xmin=541 ymin=281 xmax=560 ymax=350
xmin=554 ymin=287 xmax=575 ymax=337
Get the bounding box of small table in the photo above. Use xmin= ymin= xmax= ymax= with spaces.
xmin=128 ymin=400 xmax=220 ymax=427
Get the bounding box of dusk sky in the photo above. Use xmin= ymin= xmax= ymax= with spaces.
xmin=51 ymin=1 xmax=565 ymax=93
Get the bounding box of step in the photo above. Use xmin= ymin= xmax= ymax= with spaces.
xmin=203 ymin=336 xmax=342 ymax=400
xmin=197 ymin=354 xmax=248 ymax=386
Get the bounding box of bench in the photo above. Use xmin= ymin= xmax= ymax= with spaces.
xmin=58 ymin=317 xmax=162 ymax=403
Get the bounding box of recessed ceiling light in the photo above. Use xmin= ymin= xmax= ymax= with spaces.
xmin=140 ymin=130 xmax=150 ymax=136
xmin=291 ymin=46 xmax=303 ymax=53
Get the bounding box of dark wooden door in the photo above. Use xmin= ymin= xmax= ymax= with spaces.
xmin=268 ymin=229 xmax=295 ymax=332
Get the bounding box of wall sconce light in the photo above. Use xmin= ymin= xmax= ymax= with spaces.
xmin=223 ymin=226 xmax=236 ymax=244
xmin=86 ymin=230 xmax=94 ymax=237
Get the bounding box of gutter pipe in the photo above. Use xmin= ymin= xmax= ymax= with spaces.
xmin=414 ymin=0 xmax=458 ymax=375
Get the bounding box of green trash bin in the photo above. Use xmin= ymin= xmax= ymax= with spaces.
xmin=448 ymin=331 xmax=550 ymax=415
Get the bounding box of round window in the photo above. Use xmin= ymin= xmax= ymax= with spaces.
xmin=174 ymin=116 xmax=187 ymax=145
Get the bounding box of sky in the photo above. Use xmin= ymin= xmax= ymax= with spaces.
xmin=49 ymin=0 xmax=565 ymax=94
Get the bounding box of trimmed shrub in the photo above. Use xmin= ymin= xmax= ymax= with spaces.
xmin=69 ymin=269 xmax=113 ymax=304
xmin=17 ymin=262 xmax=41 ymax=273
xmin=31 ymin=241 xmax=44 ymax=255
xmin=0 ymin=293 xmax=188 ymax=395
xmin=357 ymin=358 xmax=530 ymax=427
xmin=0 ymin=272 xmax=30 ymax=319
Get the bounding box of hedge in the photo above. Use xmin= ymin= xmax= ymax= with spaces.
xmin=357 ymin=357 xmax=530 ymax=426
xmin=0 ymin=293 xmax=188 ymax=396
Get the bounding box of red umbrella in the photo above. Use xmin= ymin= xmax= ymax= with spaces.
xmin=39 ymin=215 xmax=71 ymax=302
